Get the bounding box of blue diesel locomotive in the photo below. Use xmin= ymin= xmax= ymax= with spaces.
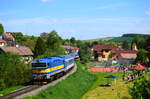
xmin=31 ymin=53 xmax=75 ymax=83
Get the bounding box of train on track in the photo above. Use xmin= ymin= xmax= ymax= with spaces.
xmin=31 ymin=52 xmax=78 ymax=84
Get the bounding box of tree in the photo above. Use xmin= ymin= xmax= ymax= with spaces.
xmin=46 ymin=30 xmax=61 ymax=49
xmin=78 ymin=43 xmax=92 ymax=63
xmin=129 ymin=73 xmax=150 ymax=99
xmin=122 ymin=40 xmax=129 ymax=50
xmin=46 ymin=30 xmax=64 ymax=56
xmin=138 ymin=39 xmax=145 ymax=49
xmin=0 ymin=24 xmax=4 ymax=35
xmin=136 ymin=49 xmax=149 ymax=63
xmin=144 ymin=36 xmax=150 ymax=60
xmin=34 ymin=37 xmax=46 ymax=57
xmin=70 ymin=37 xmax=76 ymax=46
xmin=133 ymin=36 xmax=141 ymax=49
xmin=0 ymin=52 xmax=31 ymax=88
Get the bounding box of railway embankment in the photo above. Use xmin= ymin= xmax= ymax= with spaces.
xmin=23 ymin=61 xmax=97 ymax=99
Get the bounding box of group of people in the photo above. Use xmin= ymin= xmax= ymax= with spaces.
xmin=122 ymin=68 xmax=145 ymax=81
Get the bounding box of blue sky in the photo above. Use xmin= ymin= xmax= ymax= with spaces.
xmin=0 ymin=0 xmax=150 ymax=40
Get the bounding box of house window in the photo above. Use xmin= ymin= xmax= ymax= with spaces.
xmin=105 ymin=50 xmax=109 ymax=52
xmin=102 ymin=55 xmax=105 ymax=58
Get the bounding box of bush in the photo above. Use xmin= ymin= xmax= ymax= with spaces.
xmin=128 ymin=72 xmax=150 ymax=99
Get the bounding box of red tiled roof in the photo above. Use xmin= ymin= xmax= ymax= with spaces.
xmin=0 ymin=39 xmax=6 ymax=43
xmin=115 ymin=50 xmax=137 ymax=56
xmin=93 ymin=44 xmax=116 ymax=52
xmin=62 ymin=45 xmax=79 ymax=50
xmin=0 ymin=46 xmax=33 ymax=56
xmin=93 ymin=44 xmax=137 ymax=56
xmin=120 ymin=53 xmax=137 ymax=59
xmin=3 ymin=33 xmax=14 ymax=39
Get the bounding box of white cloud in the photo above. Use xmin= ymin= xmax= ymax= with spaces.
xmin=146 ymin=9 xmax=150 ymax=16
xmin=41 ymin=0 xmax=53 ymax=3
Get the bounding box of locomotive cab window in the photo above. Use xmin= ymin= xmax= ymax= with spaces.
xmin=32 ymin=63 xmax=46 ymax=67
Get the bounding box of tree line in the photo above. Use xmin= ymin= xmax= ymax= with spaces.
xmin=0 ymin=52 xmax=31 ymax=91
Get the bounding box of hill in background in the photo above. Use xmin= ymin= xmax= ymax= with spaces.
xmin=86 ymin=33 xmax=150 ymax=43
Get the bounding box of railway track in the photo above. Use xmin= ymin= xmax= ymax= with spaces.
xmin=0 ymin=64 xmax=77 ymax=99
xmin=0 ymin=85 xmax=40 ymax=99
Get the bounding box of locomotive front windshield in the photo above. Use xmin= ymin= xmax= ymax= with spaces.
xmin=32 ymin=63 xmax=47 ymax=67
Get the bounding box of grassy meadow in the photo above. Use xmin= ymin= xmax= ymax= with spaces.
xmin=82 ymin=71 xmax=132 ymax=99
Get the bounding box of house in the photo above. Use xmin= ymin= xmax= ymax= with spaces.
xmin=0 ymin=39 xmax=6 ymax=46
xmin=117 ymin=52 xmax=137 ymax=65
xmin=62 ymin=45 xmax=79 ymax=54
xmin=93 ymin=44 xmax=137 ymax=64
xmin=93 ymin=44 xmax=117 ymax=61
xmin=0 ymin=46 xmax=34 ymax=63
xmin=2 ymin=33 xmax=14 ymax=41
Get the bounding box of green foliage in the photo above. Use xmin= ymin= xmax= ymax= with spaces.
xmin=78 ymin=43 xmax=92 ymax=63
xmin=70 ymin=37 xmax=76 ymax=46
xmin=62 ymin=39 xmax=70 ymax=45
xmin=41 ymin=30 xmax=65 ymax=58
xmin=122 ymin=40 xmax=129 ymax=50
xmin=11 ymin=33 xmax=38 ymax=51
xmin=129 ymin=73 xmax=150 ymax=99
xmin=0 ymin=79 xmax=5 ymax=91
xmin=24 ymin=61 xmax=97 ymax=99
xmin=0 ymin=52 xmax=31 ymax=88
xmin=136 ymin=49 xmax=149 ymax=63
xmin=123 ymin=33 xmax=150 ymax=38
xmin=145 ymin=36 xmax=150 ymax=53
xmin=133 ymin=36 xmax=140 ymax=45
xmin=108 ymin=37 xmax=133 ymax=43
xmin=132 ymin=35 xmax=146 ymax=49
xmin=11 ymin=32 xmax=27 ymax=43
xmin=34 ymin=37 xmax=46 ymax=57
xmin=36 ymin=48 xmax=65 ymax=59
xmin=144 ymin=36 xmax=150 ymax=60
xmin=46 ymin=30 xmax=61 ymax=50
xmin=0 ymin=24 xmax=4 ymax=35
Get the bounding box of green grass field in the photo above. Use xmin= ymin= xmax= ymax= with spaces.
xmin=82 ymin=72 xmax=132 ymax=99
xmin=24 ymin=61 xmax=97 ymax=99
